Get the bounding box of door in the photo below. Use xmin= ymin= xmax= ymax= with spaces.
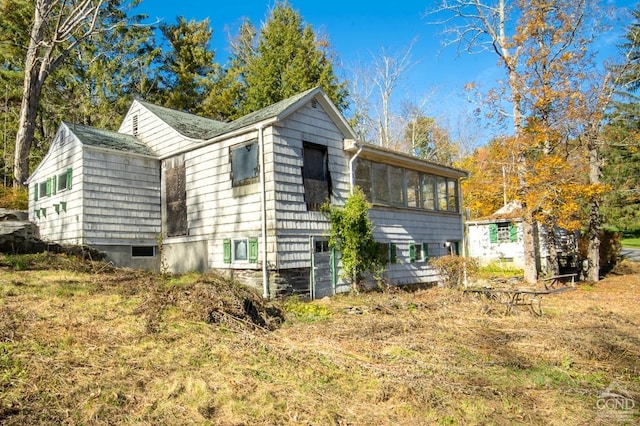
xmin=310 ymin=236 xmax=337 ymax=299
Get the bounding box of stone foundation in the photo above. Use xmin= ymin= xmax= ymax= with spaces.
xmin=223 ymin=267 xmax=311 ymax=298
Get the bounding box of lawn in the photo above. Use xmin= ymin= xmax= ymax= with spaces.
xmin=1 ymin=253 xmax=638 ymax=425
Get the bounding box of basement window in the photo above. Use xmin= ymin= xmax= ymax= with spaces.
xmin=132 ymin=246 xmax=156 ymax=257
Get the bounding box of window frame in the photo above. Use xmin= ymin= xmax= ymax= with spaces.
xmin=302 ymin=142 xmax=331 ymax=211
xmin=230 ymin=140 xmax=259 ymax=187
xmin=223 ymin=237 xmax=259 ymax=264
xmin=354 ymin=158 xmax=460 ymax=213
xmin=132 ymin=246 xmax=157 ymax=257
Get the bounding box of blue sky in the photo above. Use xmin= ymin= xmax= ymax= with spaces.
xmin=134 ymin=0 xmax=637 ymax=146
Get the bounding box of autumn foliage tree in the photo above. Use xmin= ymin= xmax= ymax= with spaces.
xmin=434 ymin=0 xmax=622 ymax=281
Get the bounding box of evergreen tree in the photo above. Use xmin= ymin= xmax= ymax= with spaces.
xmin=602 ymin=6 xmax=640 ymax=232
xmin=239 ymin=1 xmax=347 ymax=116
xmin=155 ymin=16 xmax=219 ymax=114
xmin=202 ymin=18 xmax=256 ymax=121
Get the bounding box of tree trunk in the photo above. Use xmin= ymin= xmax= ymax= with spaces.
xmin=13 ymin=71 xmax=43 ymax=187
xmin=13 ymin=0 xmax=49 ymax=187
xmin=587 ymin=132 xmax=601 ymax=282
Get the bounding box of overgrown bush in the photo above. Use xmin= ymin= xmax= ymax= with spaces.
xmin=429 ymin=255 xmax=478 ymax=289
xmin=0 ymin=186 xmax=28 ymax=210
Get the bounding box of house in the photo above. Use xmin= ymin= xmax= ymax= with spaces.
xmin=466 ymin=201 xmax=580 ymax=274
xmin=27 ymin=87 xmax=468 ymax=298
xmin=466 ymin=202 xmax=525 ymax=268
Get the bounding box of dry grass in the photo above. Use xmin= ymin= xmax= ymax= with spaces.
xmin=1 ymin=254 xmax=639 ymax=425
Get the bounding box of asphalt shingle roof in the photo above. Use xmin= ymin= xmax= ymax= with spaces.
xmin=139 ymin=87 xmax=318 ymax=140
xmin=137 ymin=101 xmax=228 ymax=139
xmin=64 ymin=122 xmax=156 ymax=156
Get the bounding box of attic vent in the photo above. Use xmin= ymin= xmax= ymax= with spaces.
xmin=311 ymin=99 xmax=318 ymax=109
xmin=59 ymin=128 xmax=67 ymax=145
xmin=132 ymin=114 xmax=139 ymax=137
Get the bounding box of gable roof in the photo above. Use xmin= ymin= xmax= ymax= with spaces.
xmin=64 ymin=122 xmax=156 ymax=156
xmin=136 ymin=101 xmax=227 ymax=139
xmin=138 ymin=87 xmax=356 ymax=141
xmin=467 ymin=201 xmax=524 ymax=225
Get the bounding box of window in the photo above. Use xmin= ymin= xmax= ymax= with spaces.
xmin=231 ymin=140 xmax=259 ymax=187
xmin=57 ymin=169 xmax=72 ymax=192
xmin=165 ymin=155 xmax=187 ymax=237
xmin=223 ymin=238 xmax=258 ymax=263
xmin=376 ymin=242 xmax=397 ymax=264
xmin=354 ymin=159 xmax=372 ymax=201
xmin=412 ymin=243 xmax=423 ymax=262
xmin=437 ymin=176 xmax=448 ymax=211
xmin=39 ymin=181 xmax=49 ymax=198
xmin=421 ymin=174 xmax=435 ymax=210
xmin=406 ymin=170 xmax=420 ymax=208
xmin=314 ymin=239 xmax=330 ymax=253
xmin=489 ymin=222 xmax=518 ymax=243
xmin=447 ymin=179 xmax=458 ymax=212
xmin=234 ymin=239 xmax=248 ymax=261
xmin=132 ymin=246 xmax=156 ymax=257
xmin=352 ymin=158 xmax=459 ymax=213
xmin=302 ymin=142 xmax=331 ymax=211
xmin=389 ymin=166 xmax=405 ymax=206
xmin=372 ymin=162 xmax=389 ymax=204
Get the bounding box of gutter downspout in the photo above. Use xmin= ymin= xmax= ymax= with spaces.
xmin=348 ymin=144 xmax=364 ymax=193
xmin=258 ymin=124 xmax=269 ymax=298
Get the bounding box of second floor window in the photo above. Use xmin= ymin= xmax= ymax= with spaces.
xmin=231 ymin=140 xmax=259 ymax=187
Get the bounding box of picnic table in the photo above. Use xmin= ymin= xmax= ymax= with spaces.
xmin=466 ymin=274 xmax=576 ymax=316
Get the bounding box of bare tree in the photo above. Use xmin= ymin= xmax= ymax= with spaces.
xmin=13 ymin=0 xmax=130 ymax=187
xmin=371 ymin=42 xmax=416 ymax=148
xmin=349 ymin=41 xmax=417 ymax=148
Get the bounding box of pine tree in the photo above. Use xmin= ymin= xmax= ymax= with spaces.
xmin=155 ymin=16 xmax=219 ymax=114
xmin=602 ymin=6 xmax=640 ymax=232
xmin=239 ymin=1 xmax=347 ymax=116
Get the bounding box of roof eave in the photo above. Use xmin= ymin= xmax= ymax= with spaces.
xmin=345 ymin=141 xmax=469 ymax=179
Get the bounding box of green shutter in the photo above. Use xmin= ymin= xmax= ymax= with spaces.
xmin=223 ymin=239 xmax=231 ymax=263
xmin=409 ymin=243 xmax=415 ymax=263
xmin=52 ymin=175 xmax=57 ymax=195
xmin=489 ymin=223 xmax=498 ymax=243
xmin=509 ymin=223 xmax=518 ymax=242
xmin=390 ymin=243 xmax=397 ymax=264
xmin=34 ymin=184 xmax=38 ymax=201
xmin=248 ymin=237 xmax=258 ymax=262
xmin=423 ymin=242 xmax=429 ymax=261
xmin=66 ymin=168 xmax=72 ymax=190
xmin=45 ymin=178 xmax=51 ymax=196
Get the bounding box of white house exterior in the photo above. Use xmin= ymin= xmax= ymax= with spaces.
xmin=466 ymin=202 xmax=580 ymax=275
xmin=28 ymin=87 xmax=468 ymax=297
